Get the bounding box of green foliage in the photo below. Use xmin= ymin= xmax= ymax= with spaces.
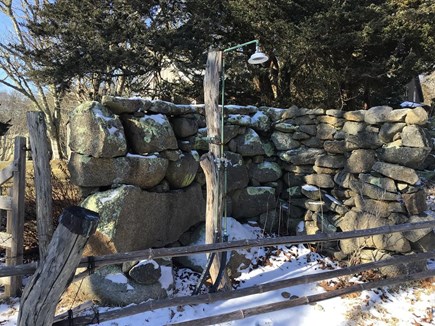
xmin=23 ymin=0 xmax=435 ymax=109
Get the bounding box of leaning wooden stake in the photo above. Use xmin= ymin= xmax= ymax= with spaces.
xmin=27 ymin=111 xmax=53 ymax=260
xmin=202 ymin=50 xmax=230 ymax=290
xmin=17 ymin=206 xmax=99 ymax=326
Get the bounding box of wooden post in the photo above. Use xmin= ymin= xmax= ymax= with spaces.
xmin=27 ymin=111 xmax=53 ymax=260
xmin=5 ymin=136 xmax=26 ymax=297
xmin=202 ymin=50 xmax=230 ymax=290
xmin=17 ymin=206 xmax=99 ymax=326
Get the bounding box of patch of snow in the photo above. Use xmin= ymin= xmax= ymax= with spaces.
xmin=297 ymin=221 xmax=305 ymax=233
xmin=325 ymin=194 xmax=342 ymax=205
xmin=107 ymin=126 xmax=118 ymax=135
xmin=136 ymin=259 xmax=159 ymax=269
xmin=105 ymin=273 xmax=129 ymax=284
xmin=147 ymin=114 xmax=167 ymax=125
xmin=159 ymin=266 xmax=174 ymax=290
xmin=99 ymin=188 xmax=122 ymax=204
xmin=92 ymin=108 xmax=113 ymax=122
xmin=302 ymin=185 xmax=319 ymax=191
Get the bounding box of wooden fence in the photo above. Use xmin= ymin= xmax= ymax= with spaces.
xmin=0 ymin=136 xmax=26 ymax=297
xmin=0 ymin=218 xmax=431 ymax=325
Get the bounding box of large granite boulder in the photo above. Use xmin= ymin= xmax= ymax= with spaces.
xmin=232 ymin=186 xmax=276 ymax=218
xmin=82 ymin=183 xmax=205 ymax=252
xmin=121 ymin=114 xmax=178 ymax=154
xmin=364 ymin=106 xmax=393 ymax=125
xmin=165 ymin=151 xmax=199 ymax=189
xmin=69 ymin=101 xmax=127 ymax=158
xmin=230 ymin=128 xmax=265 ymax=156
xmin=68 ymin=152 xmax=168 ymax=189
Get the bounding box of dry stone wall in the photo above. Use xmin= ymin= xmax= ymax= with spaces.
xmin=68 ymin=97 xmax=434 ymax=263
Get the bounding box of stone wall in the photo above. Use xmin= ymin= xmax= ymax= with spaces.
xmin=68 ymin=96 xmax=434 ymax=261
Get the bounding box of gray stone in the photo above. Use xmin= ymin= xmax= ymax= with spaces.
xmin=69 ymin=101 xmax=127 ymax=158
xmin=343 ymin=121 xmax=366 ymax=135
xmin=349 ymin=180 xmax=398 ymax=201
xmin=68 ymin=264 xmax=172 ymax=306
xmin=333 ymin=170 xmax=355 ymax=189
xmin=343 ymin=110 xmax=365 ymax=121
xmin=82 ymin=183 xmax=205 ymax=252
xmin=411 ymin=231 xmax=435 ymax=252
xmin=301 ymin=185 xmax=321 ymax=200
xmin=364 ymin=106 xmax=393 ymax=124
xmin=225 ymin=151 xmax=249 ymax=192
xmin=358 ymin=174 xmax=397 ymax=193
xmin=279 ymin=147 xmax=325 ymax=165
xmin=249 ymin=161 xmax=282 ymax=183
xmin=281 ymin=106 xmax=305 ymax=119
xmin=379 ymin=123 xmax=406 ymax=143
xmin=68 ymin=153 xmax=168 ymax=189
xmin=224 ymin=105 xmax=258 ymax=115
xmin=323 ymin=193 xmax=349 ymax=215
xmin=325 ymin=109 xmax=344 ymax=117
xmin=102 ymin=96 xmax=149 ymax=114
xmin=378 ymin=146 xmax=431 ymax=169
xmin=313 ymin=166 xmax=338 ymax=174
xmin=250 ymin=111 xmax=271 ymax=132
xmin=165 ymin=151 xmax=199 ymax=189
xmin=171 ymin=117 xmax=199 ymax=138
xmin=345 ymin=131 xmax=382 ymax=149
xmin=345 ymin=149 xmax=376 ymax=173
xmin=69 ymin=153 xmax=118 ymax=187
xmin=405 ymin=107 xmax=429 ymax=125
xmin=260 ymin=107 xmax=287 ymax=121
xmin=372 ymin=162 xmax=419 ymax=185
xmin=232 ymin=187 xmax=276 ymax=218
xmin=231 ymin=128 xmax=265 ymax=156
xmin=403 ymin=215 xmax=435 ymax=242
xmin=401 ymin=125 xmax=431 ymax=148
xmin=316 ymin=123 xmax=336 ymax=140
xmin=317 ymin=116 xmax=344 ymax=127
xmin=359 ymin=250 xmax=425 ymax=278
xmin=122 ymin=114 xmax=178 ymax=154
xmin=299 ymin=124 xmax=317 ymax=136
xmin=354 ymin=195 xmax=404 ymax=218
xmin=301 ymin=137 xmax=324 ymax=148
xmin=387 ymin=109 xmax=409 ymax=122
xmin=271 ymin=131 xmax=300 ymax=150
xmin=292 ymin=131 xmax=311 ymax=140
xmin=323 ymin=140 xmax=346 ymax=154
xmin=227 ymin=114 xmax=252 ymax=126
xmin=315 ymin=154 xmax=346 ymax=168
xmin=304 ymin=174 xmax=335 ymax=188
xmin=402 ymin=190 xmax=428 ymax=215
xmin=282 ymin=164 xmax=314 ymax=174
xmin=128 ymin=260 xmax=162 ymax=285
xmin=274 ymin=121 xmax=299 ymax=133
xmin=122 ymin=154 xmax=169 ymax=189
xmin=149 ymin=100 xmax=186 ymax=115
xmin=223 ymin=125 xmax=243 ymax=144
xmin=338 ymin=209 xmax=410 ymax=254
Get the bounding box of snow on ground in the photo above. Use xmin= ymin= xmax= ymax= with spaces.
xmin=0 ymin=221 xmax=433 ymax=326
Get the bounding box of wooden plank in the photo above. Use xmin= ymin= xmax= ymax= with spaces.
xmin=0 ymin=162 xmax=14 ymax=185
xmin=202 ymin=50 xmax=230 ymax=290
xmin=17 ymin=206 xmax=99 ymax=326
xmin=53 ymin=251 xmax=435 ymax=325
xmin=1 ymin=220 xmax=435 ymax=279
xmin=0 ymin=231 xmax=13 ymax=249
xmin=5 ymin=136 xmax=26 ymax=297
xmin=171 ymin=270 xmax=435 ymax=326
xmin=0 ymin=195 xmax=12 ymax=210
xmin=27 ymin=111 xmax=53 ymax=260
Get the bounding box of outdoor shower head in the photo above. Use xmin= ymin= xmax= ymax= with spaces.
xmin=248 ymin=47 xmax=269 ymax=64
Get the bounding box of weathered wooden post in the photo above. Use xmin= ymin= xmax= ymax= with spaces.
xmin=202 ymin=50 xmax=230 ymax=289
xmin=17 ymin=206 xmax=99 ymax=326
xmin=5 ymin=136 xmax=26 ymax=297
xmin=27 ymin=111 xmax=53 ymax=260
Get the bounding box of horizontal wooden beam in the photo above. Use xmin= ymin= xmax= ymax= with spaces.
xmin=0 ymin=231 xmax=12 ymax=249
xmin=0 ymin=195 xmax=12 ymax=210
xmin=0 ymin=162 xmax=14 ymax=185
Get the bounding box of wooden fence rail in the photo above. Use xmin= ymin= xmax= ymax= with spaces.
xmin=0 ymin=136 xmax=26 ymax=297
xmin=0 ymin=220 xmax=434 ymax=280
xmin=53 ymin=250 xmax=435 ymax=325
